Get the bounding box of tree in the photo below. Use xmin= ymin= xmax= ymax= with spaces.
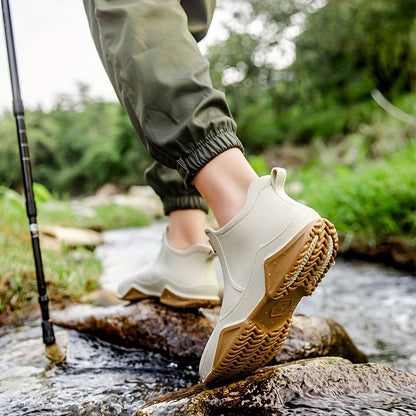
xmin=207 ymin=0 xmax=416 ymax=146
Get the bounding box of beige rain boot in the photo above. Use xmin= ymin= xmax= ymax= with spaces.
xmin=199 ymin=168 xmax=338 ymax=384
xmin=117 ymin=231 xmax=220 ymax=308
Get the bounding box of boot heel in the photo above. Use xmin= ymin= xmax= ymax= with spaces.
xmin=264 ymin=218 xmax=338 ymax=299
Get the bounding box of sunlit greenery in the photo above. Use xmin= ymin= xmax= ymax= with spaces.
xmin=0 ymin=87 xmax=153 ymax=196
xmin=0 ymin=185 xmax=150 ymax=321
xmin=208 ymin=0 xmax=416 ymax=147
xmin=0 ymin=187 xmax=101 ymax=321
xmin=288 ymin=142 xmax=416 ymax=249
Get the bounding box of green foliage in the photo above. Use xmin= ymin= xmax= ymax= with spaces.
xmin=80 ymin=203 xmax=151 ymax=231
xmin=35 ymin=196 xmax=151 ymax=231
xmin=0 ymin=85 xmax=152 ymax=195
xmin=248 ymin=154 xmax=270 ymax=176
xmin=208 ymin=0 xmax=416 ymax=148
xmin=288 ymin=142 xmax=416 ymax=248
xmin=0 ymin=188 xmax=101 ymax=320
xmin=33 ymin=182 xmax=54 ymax=203
xmin=0 ymin=184 xmax=150 ymax=320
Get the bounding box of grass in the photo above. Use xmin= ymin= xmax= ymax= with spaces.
xmin=0 ymin=188 xmax=101 ymax=322
xmin=0 ymin=186 xmax=150 ymax=323
xmin=286 ymin=141 xmax=416 ymax=251
xmin=34 ymin=182 xmax=151 ymax=230
xmin=38 ymin=200 xmax=151 ymax=231
xmin=248 ymin=111 xmax=416 ymax=261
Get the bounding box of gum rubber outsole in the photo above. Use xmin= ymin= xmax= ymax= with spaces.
xmin=121 ymin=287 xmax=220 ymax=309
xmin=204 ymin=218 xmax=338 ymax=386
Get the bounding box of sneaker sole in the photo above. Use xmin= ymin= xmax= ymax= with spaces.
xmin=121 ymin=287 xmax=220 ymax=309
xmin=204 ymin=218 xmax=338 ymax=385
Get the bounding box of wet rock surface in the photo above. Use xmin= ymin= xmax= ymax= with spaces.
xmin=0 ymin=323 xmax=199 ymax=415
xmin=137 ymin=357 xmax=416 ymax=416
xmin=273 ymin=314 xmax=367 ymax=364
xmin=343 ymin=235 xmax=416 ymax=272
xmin=52 ymin=301 xmax=367 ymax=364
xmin=52 ymin=300 xmax=214 ymax=359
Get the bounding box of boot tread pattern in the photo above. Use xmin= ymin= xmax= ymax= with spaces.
xmin=205 ymin=218 xmax=338 ymax=385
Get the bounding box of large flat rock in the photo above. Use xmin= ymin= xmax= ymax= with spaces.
xmin=53 ymin=301 xmax=213 ymax=359
xmin=52 ymin=300 xmax=366 ymax=363
xmin=136 ymin=357 xmax=416 ymax=415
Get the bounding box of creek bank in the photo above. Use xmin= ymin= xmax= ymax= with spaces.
xmin=136 ymin=356 xmax=416 ymax=416
xmin=340 ymin=235 xmax=416 ymax=272
xmin=52 ymin=300 xmax=367 ymax=363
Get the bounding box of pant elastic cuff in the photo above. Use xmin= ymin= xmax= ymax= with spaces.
xmin=162 ymin=195 xmax=209 ymax=215
xmin=176 ymin=128 xmax=244 ymax=188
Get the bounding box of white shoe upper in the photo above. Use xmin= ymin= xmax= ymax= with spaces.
xmin=116 ymin=231 xmax=220 ymax=302
xmin=199 ymin=168 xmax=321 ymax=380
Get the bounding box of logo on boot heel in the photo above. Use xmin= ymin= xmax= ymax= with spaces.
xmin=270 ymin=300 xmax=294 ymax=317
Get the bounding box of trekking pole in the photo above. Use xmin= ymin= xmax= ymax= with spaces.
xmin=1 ymin=0 xmax=66 ymax=362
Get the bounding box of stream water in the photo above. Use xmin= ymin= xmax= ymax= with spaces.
xmin=1 ymin=223 xmax=415 ymax=415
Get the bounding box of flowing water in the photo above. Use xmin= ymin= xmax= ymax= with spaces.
xmin=1 ymin=223 xmax=415 ymax=415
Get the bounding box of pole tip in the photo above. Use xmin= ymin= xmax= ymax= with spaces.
xmin=44 ymin=331 xmax=68 ymax=364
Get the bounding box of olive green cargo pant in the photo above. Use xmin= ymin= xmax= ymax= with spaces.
xmin=83 ymin=0 xmax=244 ymax=214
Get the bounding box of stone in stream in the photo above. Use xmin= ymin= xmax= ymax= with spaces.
xmin=52 ymin=300 xmax=366 ymax=363
xmin=53 ymin=300 xmax=213 ymax=359
xmin=39 ymin=225 xmax=103 ymax=249
xmin=135 ymin=357 xmax=416 ymax=415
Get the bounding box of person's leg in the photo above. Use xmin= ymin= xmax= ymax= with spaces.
xmin=118 ymin=162 xmax=220 ymax=308
xmin=83 ymin=0 xmax=230 ymax=245
xmin=167 ymin=210 xmax=207 ymax=249
xmin=198 ymin=163 xmax=338 ymax=384
xmin=83 ymin=0 xmax=338 ymax=386
xmin=194 ymin=148 xmax=258 ymax=227
xmin=145 ymin=162 xmax=209 ymax=248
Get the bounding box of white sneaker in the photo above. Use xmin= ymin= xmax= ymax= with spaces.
xmin=199 ymin=168 xmax=338 ymax=384
xmin=117 ymin=231 xmax=221 ymax=308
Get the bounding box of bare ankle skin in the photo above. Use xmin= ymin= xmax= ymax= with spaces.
xmin=194 ymin=148 xmax=258 ymax=227
xmin=167 ymin=209 xmax=208 ymax=250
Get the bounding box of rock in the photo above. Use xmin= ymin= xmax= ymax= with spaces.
xmin=52 ymin=300 xmax=213 ymax=359
xmin=39 ymin=225 xmax=103 ymax=248
xmin=80 ymin=288 xmax=125 ymax=306
xmin=95 ymin=183 xmax=122 ymax=197
xmin=342 ymin=234 xmax=416 ymax=272
xmin=136 ymin=357 xmax=416 ymax=415
xmin=52 ymin=300 xmax=366 ymax=364
xmin=81 ymin=185 xmax=164 ymax=219
xmin=113 ymin=193 xmax=163 ymax=219
xmin=273 ymin=314 xmax=367 ymax=364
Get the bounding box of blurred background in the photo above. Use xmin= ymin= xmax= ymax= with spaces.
xmin=0 ymin=0 xmax=415 ymax=318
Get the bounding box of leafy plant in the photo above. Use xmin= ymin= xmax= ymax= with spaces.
xmin=288 ymin=143 xmax=416 ymax=248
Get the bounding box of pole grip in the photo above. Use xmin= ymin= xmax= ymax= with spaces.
xmin=41 ymin=320 xmax=56 ymax=346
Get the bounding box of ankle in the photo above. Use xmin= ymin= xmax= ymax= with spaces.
xmin=194 ymin=149 xmax=258 ymax=227
xmin=166 ymin=233 xmax=207 ymax=250
xmin=167 ymin=209 xmax=208 ymax=250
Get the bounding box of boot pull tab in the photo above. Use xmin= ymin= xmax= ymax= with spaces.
xmin=271 ymin=167 xmax=287 ymax=192
xmin=205 ymin=229 xmax=218 ymax=255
